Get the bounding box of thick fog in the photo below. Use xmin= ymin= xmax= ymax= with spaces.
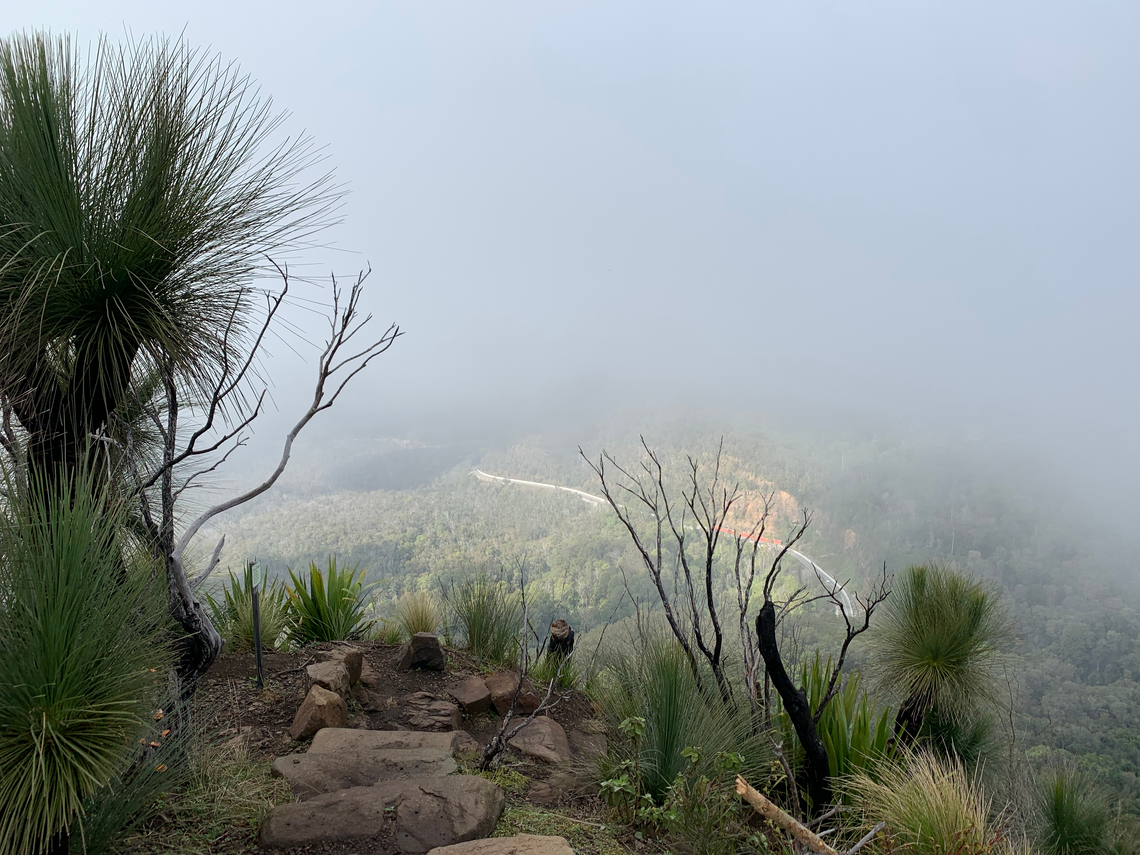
xmin=23 ymin=2 xmax=1140 ymax=526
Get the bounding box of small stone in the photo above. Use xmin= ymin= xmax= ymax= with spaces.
xmin=427 ymin=835 xmax=575 ymax=855
xmin=289 ymin=685 xmax=348 ymax=740
xmin=397 ymin=632 xmax=447 ymax=671
xmin=403 ymin=692 xmax=462 ymax=731
xmin=446 ymin=676 xmax=492 ymax=716
xmin=508 ymin=716 xmax=571 ymax=764
xmin=485 ymin=672 xmax=541 ymax=716
xmin=318 ymin=645 xmax=364 ymax=684
xmin=306 ymin=661 xmax=350 ymax=697
xmin=359 ymin=657 xmax=383 ymax=687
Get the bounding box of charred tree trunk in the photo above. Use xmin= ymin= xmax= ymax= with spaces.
xmin=756 ymin=601 xmax=832 ymax=813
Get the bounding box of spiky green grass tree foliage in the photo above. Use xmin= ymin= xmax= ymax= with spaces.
xmin=774 ymin=653 xmax=896 ymax=791
xmin=205 ymin=563 xmax=290 ymax=652
xmin=0 ymin=473 xmax=170 ymax=855
xmin=446 ymin=575 xmax=523 ymax=667
xmin=595 ymin=634 xmax=768 ymax=802
xmin=846 ymin=749 xmax=998 ymax=855
xmin=1033 ymin=766 xmax=1116 ymax=855
xmin=285 ymin=556 xmax=375 ymax=644
xmin=870 ymin=564 xmax=1011 ymax=743
xmin=0 ymin=32 xmax=335 ymax=483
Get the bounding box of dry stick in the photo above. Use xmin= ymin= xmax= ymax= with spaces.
xmin=735 ymin=776 xmax=839 ymax=855
xmin=846 ymin=822 xmax=887 ymax=855
xmin=735 ymin=777 xmax=886 ymax=855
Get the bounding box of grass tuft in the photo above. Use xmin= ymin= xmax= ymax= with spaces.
xmin=394 ymin=591 xmax=445 ymax=639
xmin=445 ymin=575 xmax=522 ymax=666
xmin=846 ymin=748 xmax=997 ymax=855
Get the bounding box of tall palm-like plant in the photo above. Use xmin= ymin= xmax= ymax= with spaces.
xmin=0 ymin=31 xmax=343 ymax=693
xmin=869 ymin=564 xmax=1010 ymax=742
xmin=0 ymin=32 xmax=336 ymax=481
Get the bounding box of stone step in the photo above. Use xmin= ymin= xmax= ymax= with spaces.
xmin=309 ymin=726 xmax=459 ymax=755
xmin=427 ymin=836 xmax=574 ymax=855
xmin=272 ymin=748 xmax=457 ymax=799
xmin=259 ymin=775 xmax=505 ymax=854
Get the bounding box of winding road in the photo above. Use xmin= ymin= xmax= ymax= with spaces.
xmin=472 ymin=468 xmax=856 ymax=617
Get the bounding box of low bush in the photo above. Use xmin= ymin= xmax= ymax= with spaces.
xmin=446 ymin=575 xmax=522 ymax=666
xmin=285 ymin=556 xmax=375 ymax=644
xmin=529 ymin=651 xmax=580 ymax=690
xmin=774 ymin=652 xmax=896 ymax=799
xmin=1033 ymin=765 xmax=1116 ymax=855
xmin=594 ymin=634 xmax=768 ymax=803
xmin=205 ymin=562 xmax=290 ymax=652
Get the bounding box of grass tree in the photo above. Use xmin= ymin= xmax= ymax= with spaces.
xmin=0 ymin=32 xmax=399 ymax=695
xmin=869 ymin=563 xmax=1011 ymax=744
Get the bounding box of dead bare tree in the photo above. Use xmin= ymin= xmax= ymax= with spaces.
xmin=123 ymin=265 xmax=400 ymax=698
xmin=583 ymin=436 xmax=891 ymax=817
xmin=581 ymin=437 xmax=766 ymax=704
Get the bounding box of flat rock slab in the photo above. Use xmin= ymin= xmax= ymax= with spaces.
xmin=508 ymin=716 xmax=571 ymax=764
xmin=427 ymin=835 xmax=575 ymax=855
xmin=260 ymin=776 xmax=505 ymax=854
xmin=272 ymin=749 xmax=457 ymax=799
xmin=309 ymin=727 xmax=459 ymax=756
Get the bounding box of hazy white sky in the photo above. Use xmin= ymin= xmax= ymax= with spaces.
xmin=13 ymin=2 xmax=1140 ymax=513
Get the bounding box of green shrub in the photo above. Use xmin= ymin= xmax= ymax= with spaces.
xmin=285 ymin=556 xmax=375 ymax=644
xmin=774 ymin=652 xmax=896 ymax=792
xmin=375 ymin=617 xmax=405 ymax=645
xmin=1033 ymin=765 xmax=1115 ymax=855
xmin=845 ymin=748 xmax=997 ymax=855
xmin=446 ymin=575 xmax=522 ymax=666
xmin=594 ymin=635 xmax=768 ymax=803
xmin=529 ymin=651 xmax=580 ymax=691
xmin=205 ymin=563 xmax=289 ymax=652
xmin=0 ymin=474 xmax=171 ymax=855
xmin=394 ymin=591 xmax=445 ymax=639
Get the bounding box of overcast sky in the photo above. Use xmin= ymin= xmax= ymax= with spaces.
xmin=16 ymin=2 xmax=1140 ymax=518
